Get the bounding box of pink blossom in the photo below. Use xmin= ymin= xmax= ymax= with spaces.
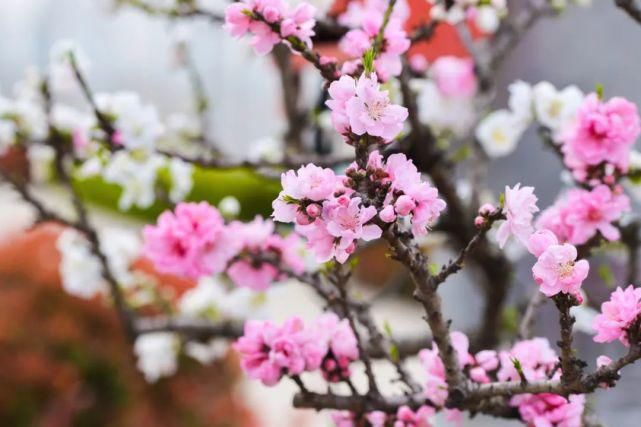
xmin=320 ymin=195 xmax=382 ymax=262
xmin=142 ymin=202 xmax=238 ymax=279
xmin=593 ymin=285 xmax=641 ymax=346
xmin=339 ymin=13 xmax=409 ymax=80
xmin=234 ymin=317 xmax=308 ymax=386
xmin=497 ymin=183 xmax=539 ymax=248
xmin=312 ymin=313 xmax=359 ymax=382
xmin=527 ymin=229 xmax=559 ymax=257
xmin=272 ymin=164 xmax=341 ymax=224
xmin=327 ymin=74 xmax=408 ymax=141
xmin=366 ymin=411 xmax=387 ymax=426
xmin=226 ymin=217 xmax=305 ymax=291
xmin=430 ymin=56 xmax=477 ymax=98
xmin=511 ymin=393 xmax=585 ymax=427
xmin=394 ymin=405 xmax=434 ymax=427
xmin=279 ymin=3 xmax=316 ymax=48
xmin=497 ymin=338 xmax=558 ymax=383
xmin=384 ymin=153 xmax=446 ymax=236
xmin=224 ymin=3 xmax=252 ymax=37
xmin=561 ymin=185 xmax=630 ymax=245
xmin=469 ymin=350 xmax=499 ymax=383
xmin=532 ymin=243 xmax=589 ymax=298
xmin=331 ymin=411 xmax=355 ymax=427
xmin=536 ymin=186 xmax=630 ymax=245
xmin=419 ymin=331 xmax=472 ymax=406
xmin=562 ymin=93 xmax=640 ymax=171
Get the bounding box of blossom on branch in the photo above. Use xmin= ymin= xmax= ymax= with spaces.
xmin=593 ymin=285 xmax=641 ymax=346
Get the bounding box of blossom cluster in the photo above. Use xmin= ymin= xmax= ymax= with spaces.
xmin=143 ymin=202 xmax=305 ymax=289
xmin=428 ymin=0 xmax=508 ymax=34
xmin=326 ymin=73 xmax=408 ymax=143
xmin=593 ymin=285 xmax=641 ymax=346
xmin=272 ymin=152 xmax=445 ymax=263
xmin=224 ymin=0 xmax=316 ymax=55
xmin=338 ymin=3 xmax=410 ymax=80
xmin=234 ymin=313 xmax=359 ymax=386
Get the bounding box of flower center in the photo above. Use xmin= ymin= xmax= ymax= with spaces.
xmin=547 ymin=99 xmax=562 ymax=119
xmin=366 ymin=100 xmax=388 ymax=121
xmin=557 ymin=261 xmax=574 ymax=278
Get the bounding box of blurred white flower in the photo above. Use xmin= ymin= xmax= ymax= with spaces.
xmin=167 ymin=157 xmax=194 ymax=203
xmin=185 ymin=339 xmax=228 ymax=364
xmin=102 ymin=151 xmax=165 ymax=211
xmin=475 ymin=6 xmax=500 ymax=33
xmin=56 ymin=229 xmax=105 ymax=299
xmin=571 ymin=303 xmax=598 ymax=334
xmin=508 ymin=80 xmax=534 ymax=124
xmin=48 ymin=39 xmax=90 ymax=93
xmin=218 ymin=195 xmax=241 ymax=219
xmin=95 ymin=92 xmax=164 ymax=152
xmin=247 ymin=136 xmax=284 ymax=163
xmin=414 ymin=79 xmax=475 ymax=138
xmin=179 ymin=276 xmax=228 ymax=318
xmin=0 ymin=119 xmax=16 ymax=155
xmin=476 ymin=109 xmax=526 ymax=157
xmin=99 ymin=228 xmax=141 ymax=288
xmin=532 ymin=81 xmax=584 ymax=132
xmin=134 ymin=332 xmax=179 ymax=382
xmin=26 ymin=144 xmax=55 ymax=183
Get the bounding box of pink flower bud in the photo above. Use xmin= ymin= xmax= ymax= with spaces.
xmin=478 ymin=203 xmax=495 ymax=215
xmin=296 ymin=211 xmax=312 ymax=226
xmin=394 ymin=195 xmax=416 ymax=216
xmin=474 ymin=216 xmax=485 ymax=228
xmin=306 ymin=203 xmax=321 ymax=218
xmin=379 ymin=205 xmax=396 ymax=223
xmin=526 ymin=229 xmax=558 ymax=257
xmin=111 ymin=130 xmax=123 ymax=145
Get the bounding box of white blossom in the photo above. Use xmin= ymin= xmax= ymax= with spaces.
xmin=48 ymin=39 xmax=90 ymax=93
xmin=56 ymin=229 xmax=105 ymax=299
xmin=532 ymin=81 xmax=584 ymax=132
xmin=218 ymin=195 xmax=241 ymax=219
xmin=167 ymin=157 xmax=194 ymax=203
xmin=475 ymin=109 xmax=526 ymax=157
xmin=102 ymin=151 xmax=165 ymax=211
xmin=99 ymin=228 xmax=141 ymax=288
xmin=247 ymin=136 xmax=284 ymax=163
xmin=26 ymin=144 xmax=55 ymax=183
xmin=185 ymin=339 xmax=228 ymax=364
xmin=95 ymin=92 xmax=163 ymax=152
xmin=134 ymin=333 xmax=179 ymax=382
xmin=0 ymin=119 xmax=16 ymax=155
xmin=414 ymin=79 xmax=475 ymax=138
xmin=475 ymin=6 xmax=501 ymax=33
xmin=508 ymin=80 xmax=534 ymax=125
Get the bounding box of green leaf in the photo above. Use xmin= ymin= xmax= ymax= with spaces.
xmin=498 ymin=192 xmax=505 ymax=208
xmin=362 ymin=48 xmax=375 ymax=74
xmin=595 ymin=83 xmax=604 ymax=100
xmin=598 ymin=264 xmax=615 ymax=288
xmin=450 ymin=144 xmax=472 ymax=162
xmin=383 ymin=321 xmax=393 ymax=337
xmin=428 ymin=263 xmax=440 ymax=275
xmin=389 ymin=343 xmax=400 ymax=362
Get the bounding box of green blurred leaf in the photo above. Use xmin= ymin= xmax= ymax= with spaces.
xmin=598 ymin=264 xmax=615 ymax=288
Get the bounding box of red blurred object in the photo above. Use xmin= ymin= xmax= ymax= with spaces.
xmin=0 ymin=223 xmax=257 ymax=427
xmin=291 ymin=0 xmax=485 ymax=70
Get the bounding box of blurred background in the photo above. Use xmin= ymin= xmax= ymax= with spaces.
xmin=1 ymin=0 xmax=641 ymax=426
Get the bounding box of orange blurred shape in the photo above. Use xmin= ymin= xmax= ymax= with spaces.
xmin=291 ymin=0 xmax=485 ymax=70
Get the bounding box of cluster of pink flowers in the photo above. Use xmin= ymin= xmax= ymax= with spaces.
xmin=496 ymin=183 xmax=539 ymax=248
xmin=226 ymin=216 xmax=305 ymax=291
xmin=142 ymin=202 xmax=237 ymax=278
xmin=272 ymin=153 xmax=445 ymax=262
xmin=511 ymin=393 xmax=585 ymax=427
xmin=528 ymin=230 xmax=589 ymax=300
xmin=339 ymin=10 xmax=410 ymax=80
xmin=234 ymin=313 xmax=359 ymax=386
xmin=331 ymin=406 xmax=433 ymax=427
xmin=497 ymin=338 xmax=585 ymax=426
xmin=143 ymin=202 xmax=303 ymax=290
xmin=419 ymin=331 xmax=496 ymax=407
xmin=593 ymin=285 xmax=641 ymax=346
xmin=326 ymin=73 xmax=408 ymax=142
xmin=225 ymin=0 xmax=316 ymax=55
xmin=561 ymin=93 xmax=640 ymax=180
xmin=430 ymin=56 xmax=477 ymax=99
xmin=367 ymin=151 xmax=446 ymax=236
xmin=536 ymin=185 xmax=630 ymax=246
